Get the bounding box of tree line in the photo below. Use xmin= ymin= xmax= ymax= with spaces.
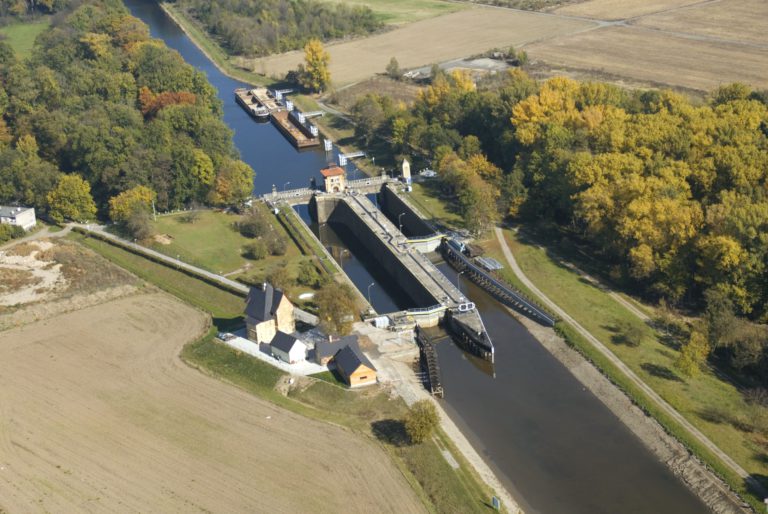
xmin=0 ymin=0 xmax=254 ymax=229
xmin=169 ymin=0 xmax=381 ymax=57
xmin=0 ymin=0 xmax=72 ymax=18
xmin=352 ymin=69 xmax=768 ymax=383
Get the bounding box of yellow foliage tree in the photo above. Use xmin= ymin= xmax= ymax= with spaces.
xmin=46 ymin=174 xmax=97 ymax=224
xmin=299 ymin=39 xmax=330 ymax=93
xmin=108 ymin=185 xmax=156 ymax=224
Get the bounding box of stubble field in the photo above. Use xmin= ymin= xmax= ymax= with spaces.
xmin=0 ymin=292 xmax=425 ymax=513
xmin=242 ymin=7 xmax=596 ymax=85
xmin=528 ymin=0 xmax=768 ymax=91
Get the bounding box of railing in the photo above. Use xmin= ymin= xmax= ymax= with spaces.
xmin=442 ymin=238 xmax=557 ymax=327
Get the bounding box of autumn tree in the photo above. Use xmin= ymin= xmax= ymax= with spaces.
xmin=298 ymin=39 xmax=330 ymax=93
xmin=675 ymin=330 xmax=710 ymax=377
xmin=46 ymin=174 xmax=97 ymax=224
xmin=316 ymin=282 xmax=357 ymax=335
xmin=108 ymin=185 xmax=156 ymax=224
xmin=209 ymin=158 xmax=254 ymax=206
xmin=404 ymin=400 xmax=439 ymax=444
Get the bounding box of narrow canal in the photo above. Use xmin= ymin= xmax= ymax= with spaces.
xmin=124 ymin=1 xmax=709 ymax=512
xmin=124 ymin=0 xmax=359 ymax=195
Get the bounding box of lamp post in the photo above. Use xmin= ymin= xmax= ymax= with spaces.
xmin=367 ymin=282 xmax=375 ymax=306
xmin=283 ymin=181 xmax=291 ymax=192
xmin=456 ymin=269 xmax=465 ymax=293
xmin=398 ymin=212 xmax=406 ymax=234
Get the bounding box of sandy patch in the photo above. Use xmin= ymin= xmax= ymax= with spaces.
xmin=0 ymin=241 xmax=67 ymax=306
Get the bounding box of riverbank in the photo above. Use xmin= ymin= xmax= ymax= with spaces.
xmin=159 ymin=2 xmax=380 ymax=178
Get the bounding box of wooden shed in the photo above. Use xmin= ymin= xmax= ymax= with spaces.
xmin=334 ymin=344 xmax=377 ymax=387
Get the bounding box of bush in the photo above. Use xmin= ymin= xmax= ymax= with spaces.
xmin=267 ymin=265 xmax=293 ymax=291
xmin=268 ymin=236 xmax=287 ymax=256
xmin=243 ymin=240 xmax=267 ymax=260
xmin=237 ymin=210 xmax=269 ymax=238
xmin=0 ymin=224 xmax=25 ymax=243
xmin=297 ymin=260 xmax=321 ymax=288
xmin=404 ymin=400 xmax=439 ymax=444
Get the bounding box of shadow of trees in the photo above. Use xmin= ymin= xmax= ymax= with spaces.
xmin=371 ymin=419 xmax=409 ymax=447
xmin=640 ymin=362 xmax=683 ymax=382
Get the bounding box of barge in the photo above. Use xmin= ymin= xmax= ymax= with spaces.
xmin=234 ymin=87 xmax=281 ymax=119
xmin=271 ymin=109 xmax=320 ymax=148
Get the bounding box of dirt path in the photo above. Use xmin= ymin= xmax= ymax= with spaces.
xmin=0 ymin=293 xmax=425 ymax=513
xmin=493 ymin=227 xmax=764 ymax=504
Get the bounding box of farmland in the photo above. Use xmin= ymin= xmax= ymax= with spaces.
xmin=530 ymin=0 xmax=768 ymax=91
xmin=317 ymin=0 xmax=466 ymax=24
xmin=0 ymin=292 xmax=426 ymax=513
xmin=0 ymin=18 xmax=49 ymax=58
xmin=240 ymin=7 xmax=596 ymax=85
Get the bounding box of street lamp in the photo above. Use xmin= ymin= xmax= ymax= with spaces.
xmin=398 ymin=212 xmax=406 ymax=234
xmin=456 ymin=269 xmax=465 ymax=292
xmin=367 ymin=282 xmax=375 ymax=305
xmin=283 ymin=181 xmax=291 ymax=192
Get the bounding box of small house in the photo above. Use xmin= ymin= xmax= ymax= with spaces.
xmin=270 ymin=331 xmax=306 ymax=364
xmin=0 ymin=205 xmax=36 ymax=231
xmin=314 ymin=335 xmax=359 ymax=366
xmin=334 ymin=344 xmax=377 ymax=387
xmin=245 ymin=283 xmax=295 ymax=344
xmin=321 ymin=165 xmax=346 ymax=193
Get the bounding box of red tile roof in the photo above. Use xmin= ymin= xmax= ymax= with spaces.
xmin=321 ymin=166 xmax=345 ymax=178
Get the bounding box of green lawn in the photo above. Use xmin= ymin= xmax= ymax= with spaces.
xmin=149 ymin=208 xmax=307 ymax=284
xmin=319 ymin=0 xmax=465 ymax=24
xmin=0 ymin=18 xmax=49 ymax=58
xmin=69 ymin=231 xmax=245 ymax=328
xmin=502 ymin=227 xmax=768 ymax=508
xmin=408 ymin=181 xmax=466 ymax=229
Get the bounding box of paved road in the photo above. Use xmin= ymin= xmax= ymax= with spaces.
xmin=493 ymin=226 xmax=766 ymax=499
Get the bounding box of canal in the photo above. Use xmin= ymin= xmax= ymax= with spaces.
xmin=123 ymin=1 xmax=709 ymax=512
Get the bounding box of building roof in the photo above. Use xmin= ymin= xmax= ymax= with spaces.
xmin=270 ymin=331 xmax=303 ymax=353
xmin=320 ymin=166 xmax=345 ymax=178
xmin=315 ymin=335 xmax=359 ymax=362
xmin=0 ymin=206 xmax=33 ymax=219
xmin=335 ymin=343 xmax=376 ymax=376
xmin=245 ymin=283 xmax=285 ymax=323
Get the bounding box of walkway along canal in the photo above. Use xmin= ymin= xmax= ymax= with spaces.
xmin=124 ymin=1 xmax=711 ymax=512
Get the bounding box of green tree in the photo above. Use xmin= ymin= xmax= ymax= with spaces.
xmin=210 ymin=158 xmax=254 ymax=206
xmin=404 ymin=400 xmax=439 ymax=444
xmin=46 ymin=174 xmax=97 ymax=223
xmin=299 ymin=39 xmax=330 ymax=93
xmin=297 ymin=260 xmax=322 ymax=288
xmin=386 ymin=57 xmax=400 ymax=80
xmin=243 ymin=240 xmax=267 ymax=260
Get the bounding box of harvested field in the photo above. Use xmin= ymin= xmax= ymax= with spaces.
xmin=241 ymin=7 xmax=596 ymax=85
xmin=635 ymin=0 xmax=768 ymax=46
xmin=555 ymin=0 xmax=703 ymax=19
xmin=0 ymin=293 xmax=425 ymax=513
xmin=332 ymin=76 xmax=422 ymax=111
xmin=526 ymin=25 xmax=768 ymax=91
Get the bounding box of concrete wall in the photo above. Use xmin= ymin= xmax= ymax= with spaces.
xmin=313 ymin=196 xmax=438 ymax=308
xmin=378 ymin=185 xmax=434 ymax=238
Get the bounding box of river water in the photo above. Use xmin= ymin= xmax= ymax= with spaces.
xmin=124 ymin=1 xmax=709 ymax=512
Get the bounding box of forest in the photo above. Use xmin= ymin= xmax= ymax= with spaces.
xmin=170 ymin=0 xmax=381 ymax=57
xmin=352 ymin=70 xmax=768 ymax=383
xmin=0 ymin=0 xmax=72 ymax=18
xmin=0 ymin=0 xmax=254 ymax=223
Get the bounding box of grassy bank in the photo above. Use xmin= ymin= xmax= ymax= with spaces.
xmin=69 ymin=231 xmax=244 ymax=327
xmin=159 ymin=2 xmax=272 ymax=86
xmin=503 ymin=228 xmax=766 ymax=510
xmin=0 ymin=18 xmax=49 ymax=58
xmin=316 ymin=0 xmax=465 ymax=24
